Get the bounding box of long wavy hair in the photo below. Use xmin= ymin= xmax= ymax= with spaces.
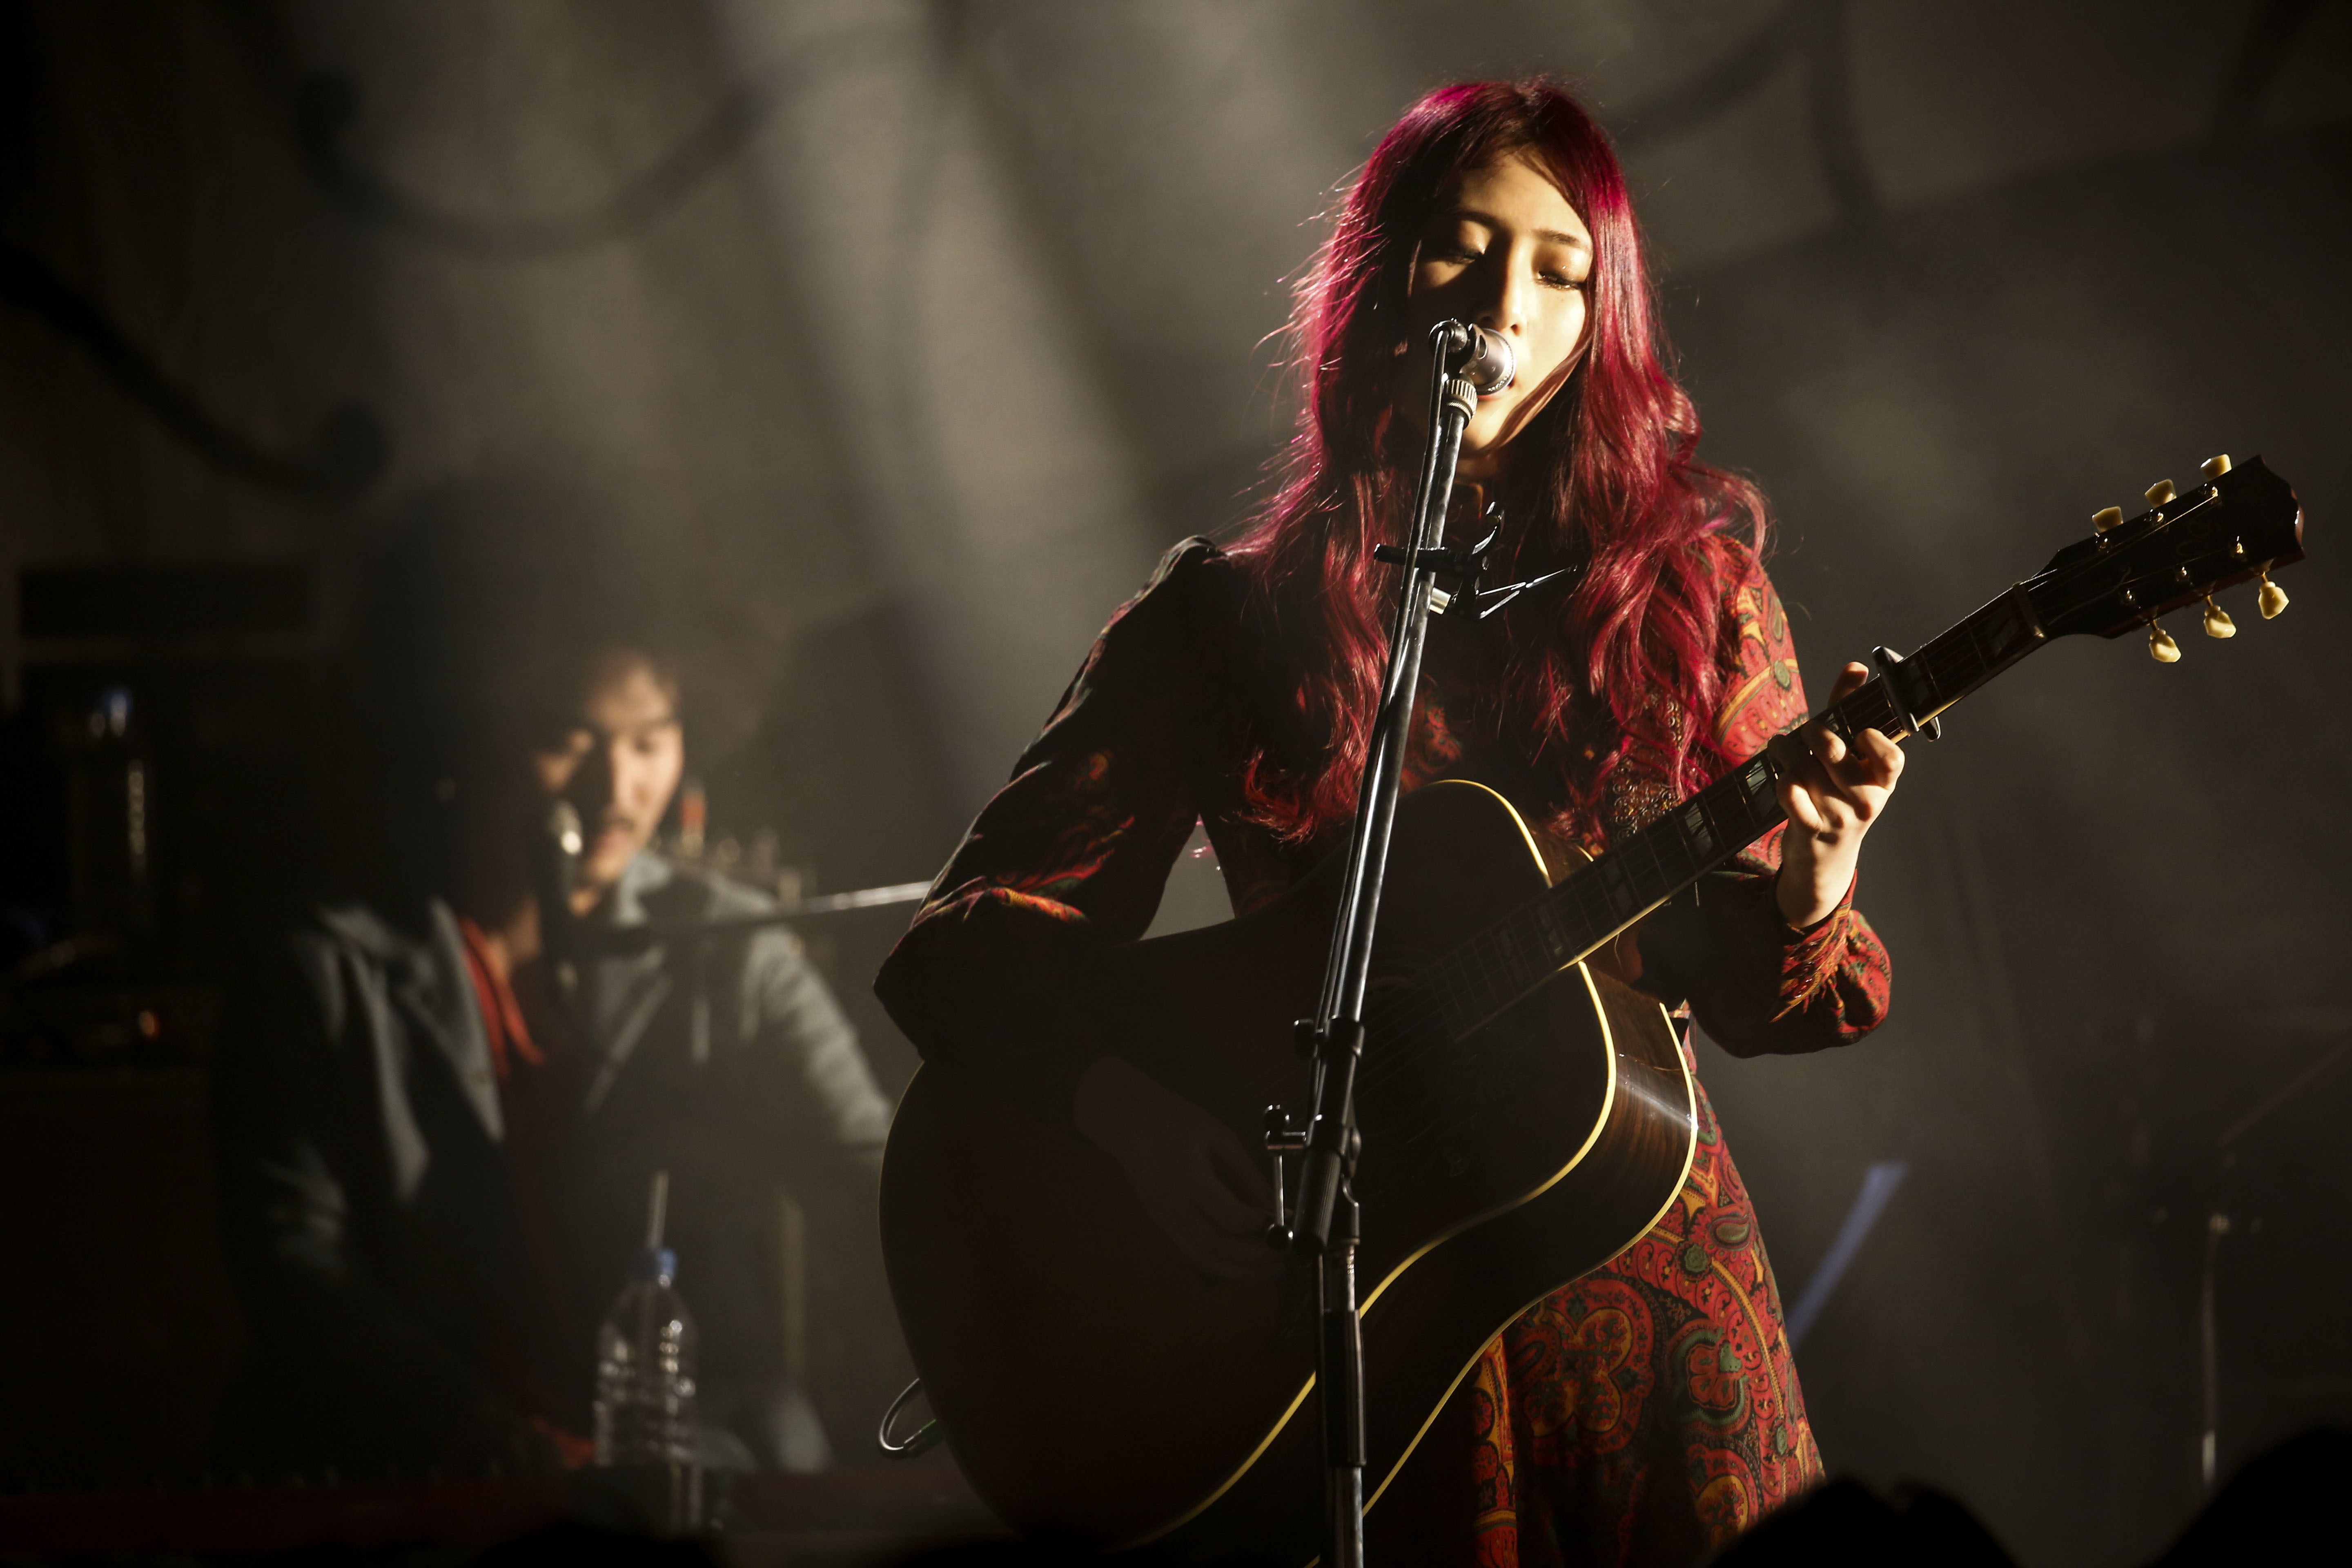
xmin=1228 ymin=78 xmax=1767 ymax=841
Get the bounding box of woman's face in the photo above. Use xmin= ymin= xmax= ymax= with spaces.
xmin=1392 ymin=153 xmax=1594 ymax=473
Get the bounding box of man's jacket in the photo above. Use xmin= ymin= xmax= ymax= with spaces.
xmin=209 ymin=854 xmax=890 ymax=1472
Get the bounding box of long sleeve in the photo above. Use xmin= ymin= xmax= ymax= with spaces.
xmin=1633 ymin=540 xmax=1893 ymax=1056
xmin=209 ymin=935 xmax=503 ymax=1468
xmin=874 ymin=540 xmax=1230 ymax=1123
xmin=741 ymin=925 xmax=893 ymax=1176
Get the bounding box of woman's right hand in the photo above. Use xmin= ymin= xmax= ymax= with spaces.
xmin=1072 ymin=1055 xmax=1283 ymax=1280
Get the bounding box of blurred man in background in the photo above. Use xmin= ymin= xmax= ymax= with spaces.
xmin=209 ymin=487 xmax=890 ymax=1477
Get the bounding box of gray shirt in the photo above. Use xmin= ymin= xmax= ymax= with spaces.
xmin=577 ymin=853 xmax=890 ymax=1162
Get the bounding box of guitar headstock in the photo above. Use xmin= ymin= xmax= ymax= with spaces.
xmin=2027 ymin=456 xmax=2304 ymax=658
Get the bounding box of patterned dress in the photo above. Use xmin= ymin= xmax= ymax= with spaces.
xmin=875 ymin=535 xmax=1893 ymax=1566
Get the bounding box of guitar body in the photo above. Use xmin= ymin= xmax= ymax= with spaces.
xmin=881 ymin=781 xmax=1699 ymax=1558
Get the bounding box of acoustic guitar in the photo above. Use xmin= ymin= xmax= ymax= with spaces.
xmin=880 ymin=456 xmax=2305 ymax=1562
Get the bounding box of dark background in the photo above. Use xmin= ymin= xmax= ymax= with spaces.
xmin=0 ymin=3 xmax=2344 ymax=1564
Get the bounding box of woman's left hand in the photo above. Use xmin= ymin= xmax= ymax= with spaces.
xmin=1765 ymin=661 xmax=1904 ymax=928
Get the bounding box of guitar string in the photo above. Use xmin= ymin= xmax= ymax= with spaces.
xmin=1361 ymin=675 xmax=1868 ymax=1091
xmin=1905 ymin=481 xmax=2244 ymax=708
xmin=1317 ymin=494 xmax=2263 ymax=1146
xmin=1367 ymin=748 xmax=1779 ymax=1103
xmin=1357 ymin=488 xmax=2251 ymax=1100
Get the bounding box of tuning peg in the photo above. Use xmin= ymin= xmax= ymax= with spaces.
xmin=2201 ymin=454 xmax=2232 ymax=478
xmin=2093 ymin=506 xmax=2125 ymax=532
xmin=2258 ymin=570 xmax=2289 ymax=619
xmin=2201 ymin=597 xmax=2236 ymax=639
xmin=2148 ymin=622 xmax=2181 ymax=663
xmin=2145 ymin=479 xmax=2177 ymax=508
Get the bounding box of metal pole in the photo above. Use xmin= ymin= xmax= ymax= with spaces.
xmin=1321 ymin=1188 xmax=1365 ymax=1568
xmin=1292 ymin=334 xmax=1475 ymax=1256
xmin=1288 ymin=320 xmax=1487 ymax=1568
xmin=2199 ymin=1209 xmax=2230 ymax=1486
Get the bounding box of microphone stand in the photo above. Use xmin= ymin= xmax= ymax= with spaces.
xmin=1279 ymin=319 xmax=1498 ymax=1568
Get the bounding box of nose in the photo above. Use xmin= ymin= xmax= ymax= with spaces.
xmin=1472 ymin=243 xmax=1532 ymax=341
xmin=568 ymin=738 xmax=619 ymax=817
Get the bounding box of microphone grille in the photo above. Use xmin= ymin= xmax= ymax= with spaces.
xmin=1463 ymin=327 xmax=1515 ymax=394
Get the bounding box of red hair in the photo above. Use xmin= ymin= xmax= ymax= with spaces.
xmin=1229 ymin=78 xmax=1768 ymax=841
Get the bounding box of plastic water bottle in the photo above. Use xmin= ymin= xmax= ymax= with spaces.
xmin=594 ymin=1171 xmax=698 ymax=1467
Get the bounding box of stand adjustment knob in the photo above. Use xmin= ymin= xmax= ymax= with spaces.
xmin=1264 ymin=1104 xmax=1310 ymax=1249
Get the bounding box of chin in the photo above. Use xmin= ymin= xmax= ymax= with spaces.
xmin=1464 ymin=404 xmax=1522 ymax=449
xmin=1454 ymin=430 xmax=1512 ymax=472
xmin=586 ymin=847 xmax=639 ymax=887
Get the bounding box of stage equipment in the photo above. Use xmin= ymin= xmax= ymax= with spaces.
xmin=538 ymin=800 xmax=586 ymax=952
xmin=2200 ymin=1027 xmax=2352 ymax=1483
xmin=1786 ymin=1160 xmax=1910 ymax=1348
xmin=567 ymin=880 xmax=933 ymax=956
xmin=877 ymin=453 xmax=2304 ymax=1563
xmin=1278 ymin=318 xmax=1513 ymax=1568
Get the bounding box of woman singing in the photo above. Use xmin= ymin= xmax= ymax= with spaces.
xmin=878 ymin=79 xmax=1900 ymax=1564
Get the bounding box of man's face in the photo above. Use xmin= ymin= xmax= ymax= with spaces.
xmin=532 ymin=649 xmax=686 ymax=903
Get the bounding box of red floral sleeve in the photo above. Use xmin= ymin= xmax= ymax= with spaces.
xmin=874 ymin=540 xmax=1226 ymax=1121
xmin=1638 ymin=539 xmax=1894 ymax=1056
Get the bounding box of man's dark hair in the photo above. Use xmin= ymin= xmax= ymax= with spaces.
xmin=337 ymin=479 xmax=770 ymax=880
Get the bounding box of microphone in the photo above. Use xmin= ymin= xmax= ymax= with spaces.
xmin=543 ymin=799 xmax=584 ymax=908
xmin=1446 ymin=324 xmax=1515 ymax=396
xmin=536 ymin=799 xmax=585 ymax=967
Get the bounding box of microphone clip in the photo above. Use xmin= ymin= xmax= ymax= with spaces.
xmin=1370 ymin=502 xmax=1581 ymax=621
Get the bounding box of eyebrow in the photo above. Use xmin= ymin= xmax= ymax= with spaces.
xmin=1441 ymin=207 xmax=1592 ymax=250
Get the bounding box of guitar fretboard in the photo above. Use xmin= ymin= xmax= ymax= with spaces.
xmin=1400 ymin=582 xmax=2048 ymax=1044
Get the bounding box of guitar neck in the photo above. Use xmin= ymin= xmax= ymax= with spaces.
xmin=1421 ymin=581 xmax=2051 ymax=1038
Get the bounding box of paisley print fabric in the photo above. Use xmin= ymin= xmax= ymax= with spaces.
xmin=875 ymin=534 xmax=1888 ymax=1562
xmin=1377 ymin=1075 xmax=1822 ymax=1566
